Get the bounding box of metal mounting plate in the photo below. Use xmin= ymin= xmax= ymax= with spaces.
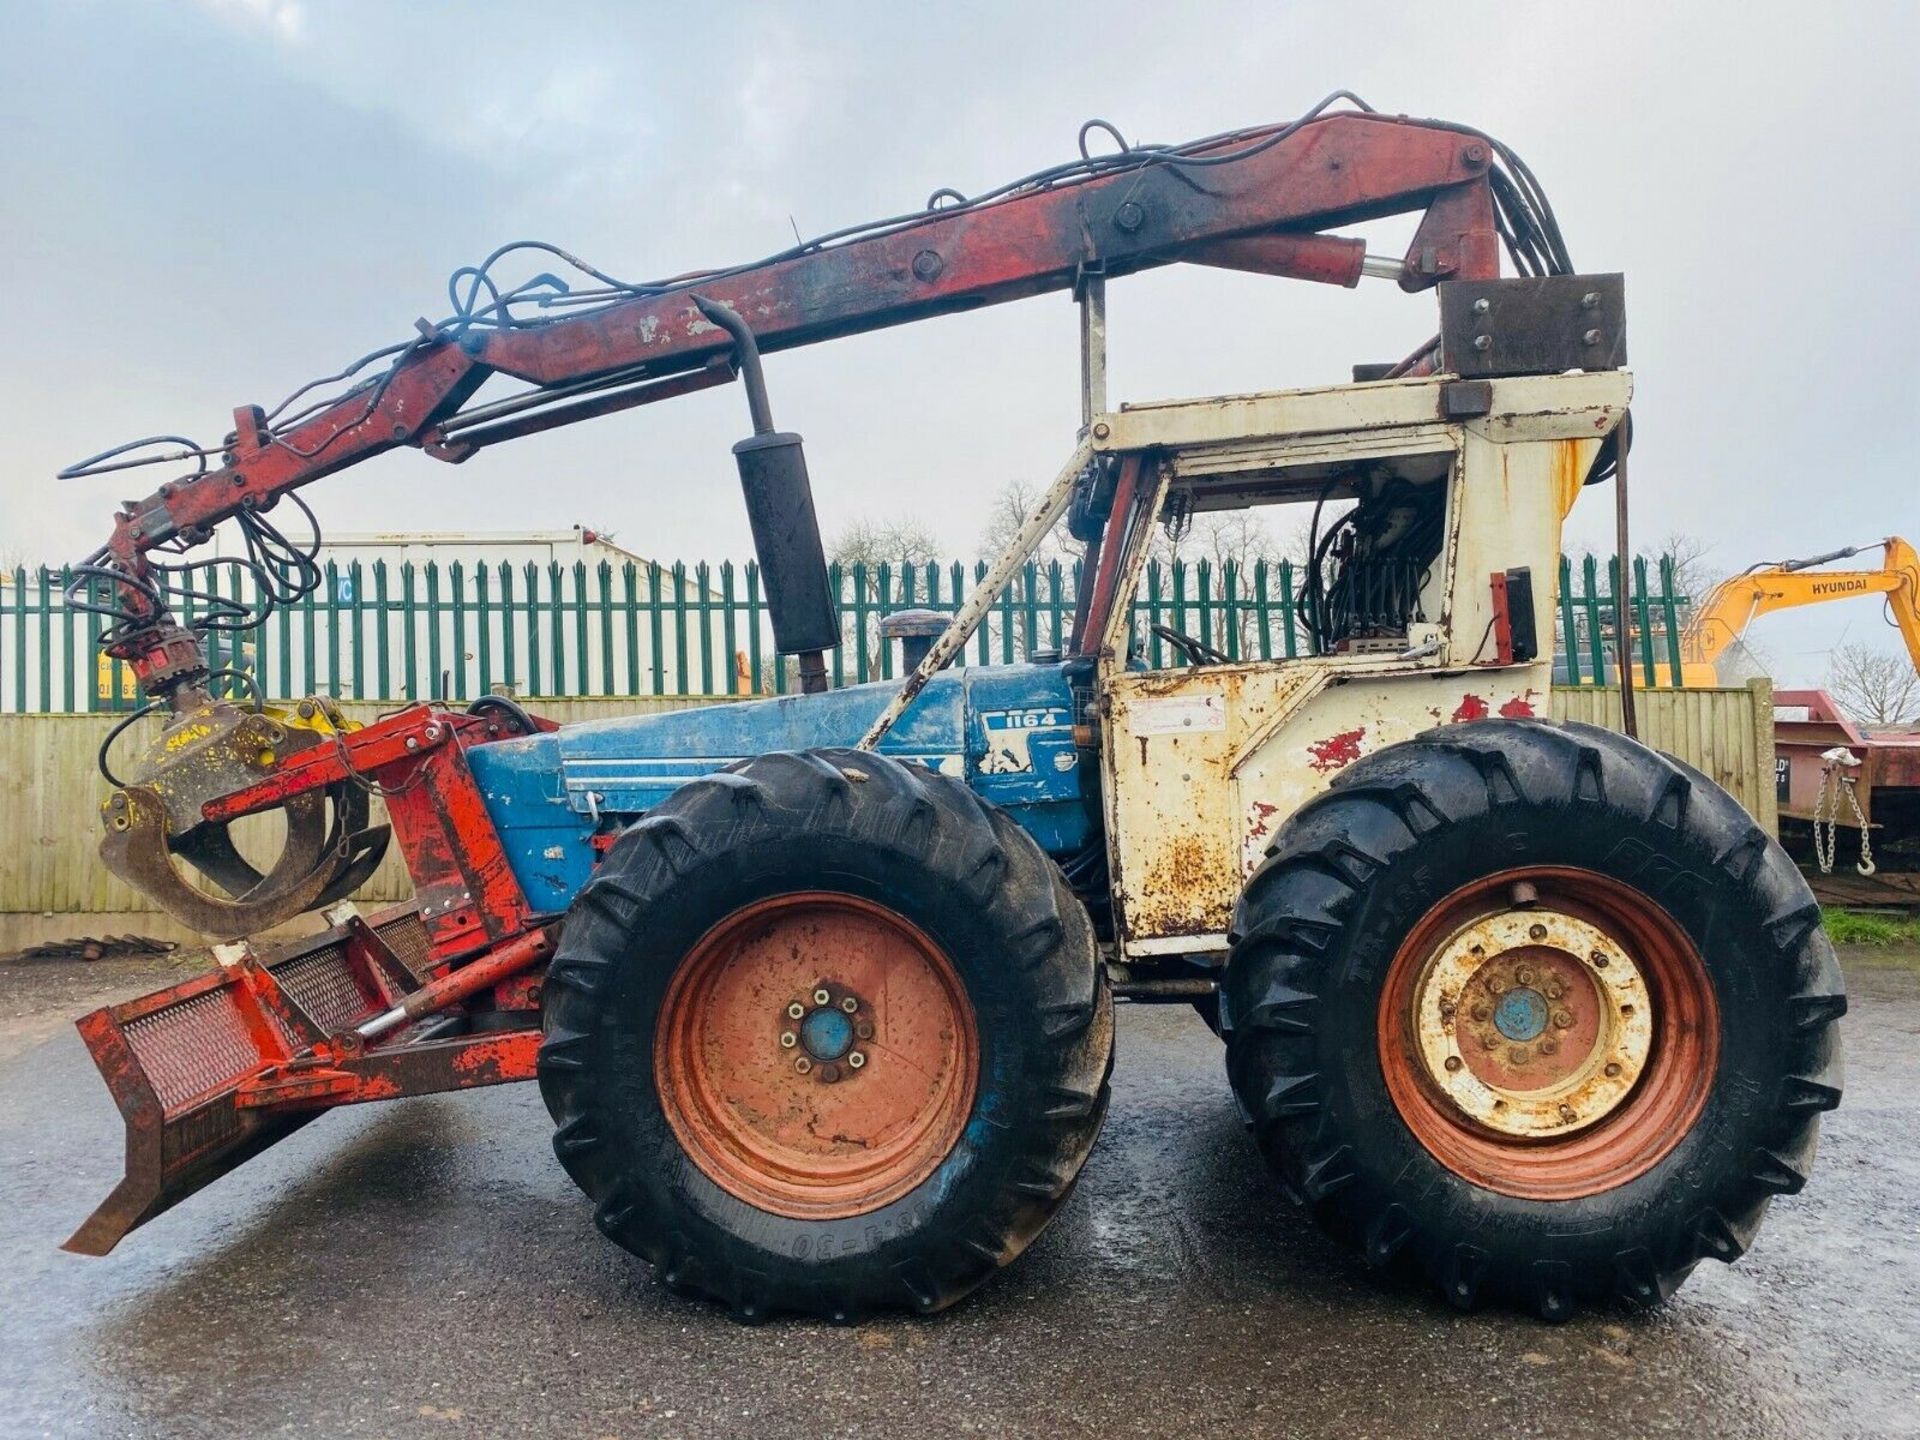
xmin=1439 ymin=273 xmax=1626 ymax=379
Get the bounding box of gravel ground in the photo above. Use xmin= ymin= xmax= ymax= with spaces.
xmin=0 ymin=946 xmax=1916 ymax=1439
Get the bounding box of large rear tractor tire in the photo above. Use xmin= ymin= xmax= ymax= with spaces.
xmin=538 ymin=748 xmax=1112 ymax=1321
xmin=1222 ymin=718 xmax=1844 ymax=1319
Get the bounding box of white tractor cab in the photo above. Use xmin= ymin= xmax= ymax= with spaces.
xmin=1087 ymin=371 xmax=1627 ymax=956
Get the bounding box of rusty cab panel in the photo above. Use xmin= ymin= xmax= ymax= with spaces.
xmin=1090 ymin=371 xmax=1631 ymax=961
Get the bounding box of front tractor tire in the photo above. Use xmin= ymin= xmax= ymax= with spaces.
xmin=1222 ymin=719 xmax=1844 ymax=1319
xmin=538 ymin=749 xmax=1112 ymax=1322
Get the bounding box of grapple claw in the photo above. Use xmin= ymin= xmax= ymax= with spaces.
xmin=96 ymin=696 xmax=388 ymax=938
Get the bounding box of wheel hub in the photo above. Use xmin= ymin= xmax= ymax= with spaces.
xmin=1411 ymin=906 xmax=1653 ymax=1139
xmin=655 ymin=893 xmax=977 ymax=1219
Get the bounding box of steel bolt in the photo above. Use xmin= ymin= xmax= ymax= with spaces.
xmin=1528 ymin=924 xmax=1547 ymax=942
xmin=1463 ymin=143 xmax=1488 ymax=164
xmin=794 ymin=1056 xmax=812 ymax=1074
xmin=1114 ymin=200 xmax=1146 ymax=233
xmin=1581 ymin=291 xmax=1600 ymax=308
xmin=1604 ymin=1061 xmax=1622 ymax=1078
xmin=1591 ymin=951 xmax=1610 ymax=968
xmin=813 ymin=988 xmax=831 ymax=1007
xmin=840 ymin=996 xmax=858 ymax=1013
xmin=848 ymin=1051 xmax=866 ymax=1070
xmin=1583 ymin=328 xmax=1602 ymax=345
xmin=779 ymin=1031 xmax=797 ymax=1048
xmin=1092 ymin=421 xmax=1111 ymax=439
xmin=787 ymin=1001 xmax=806 ymax=1020
xmin=1444 ymin=1055 xmax=1464 ymax=1073
xmin=1472 ymin=297 xmax=1491 ymax=316
xmin=911 ymin=249 xmax=944 ymax=283
xmin=1553 ymin=1009 xmax=1573 ymax=1029
xmin=405 ymin=737 xmax=419 ymax=751
xmin=1472 ymin=334 xmax=1492 ymax=352
xmin=855 ymin=1020 xmax=874 ymax=1040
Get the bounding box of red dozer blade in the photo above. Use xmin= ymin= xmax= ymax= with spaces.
xmin=65 ymin=902 xmax=542 ymax=1255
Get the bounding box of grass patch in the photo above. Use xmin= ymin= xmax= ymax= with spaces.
xmin=1822 ymin=908 xmax=1920 ymax=947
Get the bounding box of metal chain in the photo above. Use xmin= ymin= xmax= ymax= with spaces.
xmin=1813 ymin=753 xmax=1875 ymax=877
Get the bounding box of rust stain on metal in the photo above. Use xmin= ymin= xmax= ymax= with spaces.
xmin=1126 ymin=829 xmax=1235 ymax=939
xmin=1307 ymin=726 xmax=1366 ymax=772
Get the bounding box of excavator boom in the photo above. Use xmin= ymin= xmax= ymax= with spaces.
xmin=1684 ymin=537 xmax=1920 ymax=682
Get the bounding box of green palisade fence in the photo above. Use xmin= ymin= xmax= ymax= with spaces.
xmin=0 ymin=555 xmax=1683 ymax=713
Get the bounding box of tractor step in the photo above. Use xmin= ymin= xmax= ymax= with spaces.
xmin=64 ymin=903 xmax=541 ymax=1255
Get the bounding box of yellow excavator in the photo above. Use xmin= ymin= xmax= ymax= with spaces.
xmin=1678 ymin=536 xmax=1920 ymax=686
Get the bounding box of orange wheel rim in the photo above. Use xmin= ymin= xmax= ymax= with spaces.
xmin=1378 ymin=866 xmax=1719 ymax=1201
xmin=656 ymin=891 xmax=979 ymax=1219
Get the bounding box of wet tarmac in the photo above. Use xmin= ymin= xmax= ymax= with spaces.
xmin=2 ymin=948 xmax=1917 ymax=1439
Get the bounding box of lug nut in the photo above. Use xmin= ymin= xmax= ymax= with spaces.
xmin=1471 ymin=1002 xmax=1490 ymax=1022
xmin=1540 ymin=1037 xmax=1559 ymax=1056
xmin=1544 ymin=978 xmax=1565 ymax=1000
xmin=794 ymin=1056 xmax=812 ymax=1074
xmin=813 ymin=988 xmax=832 ymax=1007
xmin=855 ymin=1020 xmax=874 ymax=1040
xmin=819 ymin=1063 xmax=841 ymax=1084
xmin=787 ymin=1002 xmax=806 ymax=1020
xmin=848 ymin=1051 xmax=866 ymax=1070
xmin=840 ymin=996 xmax=858 ymax=1013
xmin=1509 ymin=1046 xmax=1530 ymax=1066
xmin=1553 ymin=1009 xmax=1573 ymax=1029
xmin=779 ymin=1031 xmax=797 ymax=1049
xmin=1481 ymin=1034 xmax=1501 ymax=1050
xmin=1488 ymin=976 xmax=1509 ymax=995
xmin=1516 ymin=964 xmax=1536 ymax=985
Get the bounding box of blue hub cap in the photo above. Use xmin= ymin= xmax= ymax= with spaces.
xmin=1493 ymin=987 xmax=1550 ymax=1043
xmin=800 ymin=1005 xmax=855 ymax=1061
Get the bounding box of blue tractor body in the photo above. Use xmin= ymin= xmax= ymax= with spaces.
xmin=466 ymin=663 xmax=1094 ymax=914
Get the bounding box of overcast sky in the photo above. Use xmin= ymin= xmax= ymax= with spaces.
xmin=3 ymin=0 xmax=1915 ymax=685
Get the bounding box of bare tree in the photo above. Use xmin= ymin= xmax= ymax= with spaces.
xmin=828 ymin=517 xmax=941 ymax=572
xmin=1827 ymin=642 xmax=1920 ymax=726
xmin=824 ymin=517 xmax=942 ymax=681
xmin=977 ymin=478 xmax=1080 ymax=567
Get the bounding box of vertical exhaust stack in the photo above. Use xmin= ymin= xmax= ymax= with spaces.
xmin=693 ymin=296 xmax=839 ymax=694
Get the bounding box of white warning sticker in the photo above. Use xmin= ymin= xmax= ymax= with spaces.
xmin=1130 ymin=693 xmax=1226 ymax=736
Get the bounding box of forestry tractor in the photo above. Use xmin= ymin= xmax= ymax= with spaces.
xmin=57 ymin=94 xmax=1843 ymax=1321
